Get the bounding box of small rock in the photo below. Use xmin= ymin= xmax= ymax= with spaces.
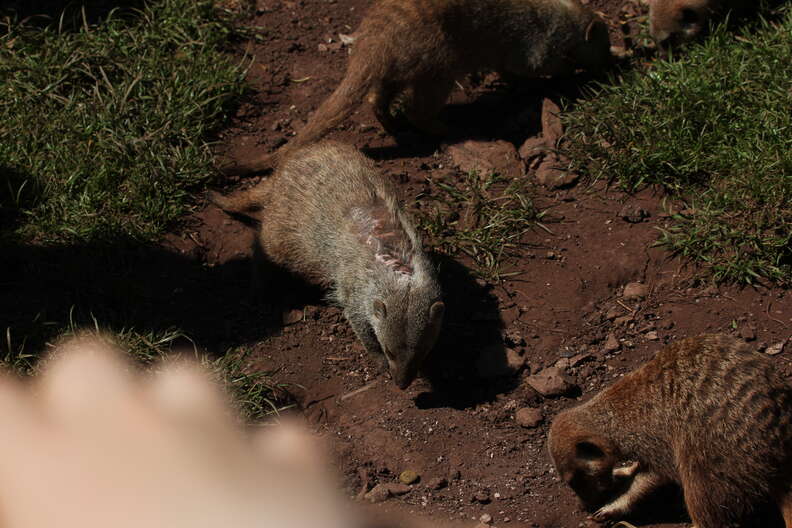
xmin=506 ymin=348 xmax=526 ymax=372
xmin=480 ymin=513 xmax=493 ymax=524
xmin=384 ymin=483 xmax=411 ymax=496
xmin=473 ymin=490 xmax=491 ymax=504
xmin=364 ymin=484 xmax=391 ymax=503
xmin=399 ymin=470 xmax=419 ymax=485
xmin=527 ymin=367 xmax=577 ymax=397
xmin=613 ymin=315 xmax=634 ymax=327
xmin=282 ymin=308 xmax=304 ymax=325
xmin=535 ymin=154 xmax=579 ymax=189
xmin=766 ymin=340 xmax=787 ymax=356
xmin=603 ymin=333 xmax=620 ymax=353
xmin=515 ymin=407 xmax=543 ymax=428
xmin=622 ymin=282 xmax=648 ymax=300
xmin=541 ymin=98 xmax=564 ymax=147
xmin=739 ymin=326 xmax=756 ymax=342
xmin=317 ymin=43 xmax=328 ymax=52
xmin=518 ymin=136 xmax=547 ymax=161
xmin=546 ymin=250 xmax=558 ymax=260
xmin=338 ymin=32 xmax=355 ymax=45
xmin=605 ymin=305 xmax=622 ymax=321
xmin=645 ymin=331 xmax=659 ymax=341
xmin=427 ymin=477 xmax=447 ymax=490
xmin=619 ymin=204 xmax=650 ymax=223
xmin=447 ymin=139 xmax=521 ymax=179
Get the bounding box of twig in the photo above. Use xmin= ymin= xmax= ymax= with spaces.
xmin=339 ymin=380 xmax=378 ymax=401
xmin=766 ymin=300 xmax=788 ymax=328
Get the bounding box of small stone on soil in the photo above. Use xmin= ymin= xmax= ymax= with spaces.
xmin=399 ymin=470 xmax=419 ymax=485
xmin=473 ymin=490 xmax=491 ymax=504
xmin=480 ymin=513 xmax=493 ymax=524
xmin=282 ymin=308 xmax=304 ymax=325
xmin=766 ymin=340 xmax=787 ymax=356
xmin=526 ymin=367 xmax=577 ymax=397
xmin=602 ymin=334 xmax=621 ymax=352
xmin=622 ymin=282 xmax=648 ymax=300
xmin=515 ymin=407 xmax=543 ymax=428
xmin=427 ymin=477 xmax=447 ymax=490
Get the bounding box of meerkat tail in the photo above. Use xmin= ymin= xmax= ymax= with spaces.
xmin=207 ymin=185 xmax=270 ymax=220
xmin=275 ymin=59 xmax=384 ymax=157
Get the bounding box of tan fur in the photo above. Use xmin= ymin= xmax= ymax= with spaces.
xmin=649 ymin=0 xmax=753 ymax=45
xmin=210 ymin=142 xmax=444 ymax=390
xmin=229 ymin=0 xmax=611 ymax=175
xmin=548 ymin=334 xmax=792 ymax=527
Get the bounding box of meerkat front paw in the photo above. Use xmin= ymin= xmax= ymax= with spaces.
xmin=590 ymin=502 xmax=625 ymax=523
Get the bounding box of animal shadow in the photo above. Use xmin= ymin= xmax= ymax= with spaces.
xmin=416 ymin=254 xmax=519 ymax=410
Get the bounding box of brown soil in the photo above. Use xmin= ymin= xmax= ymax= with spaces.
xmin=168 ymin=1 xmax=792 ymax=527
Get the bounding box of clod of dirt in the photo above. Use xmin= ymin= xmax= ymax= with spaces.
xmin=534 ymin=154 xmax=578 ymax=189
xmin=364 ymin=483 xmax=411 ymax=503
xmin=540 ymin=98 xmax=564 ymax=147
xmin=399 ymin=470 xmax=420 ymax=485
xmin=364 ymin=484 xmax=391 ymax=503
xmin=739 ymin=326 xmax=757 ymax=342
xmin=472 ymin=490 xmax=491 ymax=504
xmin=515 ymin=407 xmax=543 ymax=428
xmin=282 ymin=308 xmax=304 ymax=325
xmin=427 ymin=477 xmax=447 ymax=490
xmin=446 ymin=140 xmax=522 ymax=179
xmin=622 ymin=282 xmax=648 ymax=300
xmin=618 ymin=203 xmax=650 ymax=223
xmin=518 ymin=136 xmax=547 ymax=161
xmin=526 ymin=367 xmax=577 ymax=397
xmin=480 ymin=513 xmax=493 ymax=524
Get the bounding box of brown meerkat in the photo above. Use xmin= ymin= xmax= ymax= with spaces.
xmin=209 ymin=141 xmax=444 ymax=390
xmin=548 ymin=334 xmax=792 ymax=527
xmin=227 ymin=0 xmax=612 ymax=175
xmin=649 ymin=0 xmax=754 ymax=46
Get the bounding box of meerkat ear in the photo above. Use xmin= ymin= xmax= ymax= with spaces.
xmin=429 ymin=301 xmax=445 ymax=323
xmin=373 ymin=299 xmax=387 ymax=320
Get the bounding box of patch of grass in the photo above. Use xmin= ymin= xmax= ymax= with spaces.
xmin=418 ymin=171 xmax=542 ymax=280
xmin=0 ymin=0 xmax=247 ymax=244
xmin=563 ymin=8 xmax=792 ymax=284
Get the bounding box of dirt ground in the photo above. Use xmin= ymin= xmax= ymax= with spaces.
xmin=164 ymin=1 xmax=792 ymax=526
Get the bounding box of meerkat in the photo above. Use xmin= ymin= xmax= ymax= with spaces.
xmin=548 ymin=334 xmax=792 ymax=527
xmin=649 ymin=0 xmax=753 ymax=46
xmin=227 ymin=0 xmax=612 ymax=175
xmin=209 ymin=142 xmax=444 ymax=390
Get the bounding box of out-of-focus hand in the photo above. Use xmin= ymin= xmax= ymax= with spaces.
xmin=0 ymin=333 xmax=358 ymax=528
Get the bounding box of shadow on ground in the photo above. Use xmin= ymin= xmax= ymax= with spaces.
xmin=0 ymin=237 xmax=313 ymax=360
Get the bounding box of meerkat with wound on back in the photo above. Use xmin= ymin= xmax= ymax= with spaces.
xmin=228 ymin=0 xmax=612 ymax=175
xmin=209 ymin=142 xmax=444 ymax=390
xmin=548 ymin=334 xmax=792 ymax=527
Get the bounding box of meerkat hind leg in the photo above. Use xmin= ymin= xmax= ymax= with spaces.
xmin=402 ymin=77 xmax=454 ymax=137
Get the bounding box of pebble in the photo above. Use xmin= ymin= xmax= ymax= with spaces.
xmin=427 ymin=477 xmax=447 ymax=490
xmin=527 ymin=367 xmax=577 ymax=397
xmin=766 ymin=340 xmax=787 ymax=356
xmin=399 ymin=470 xmax=419 ymax=485
xmin=473 ymin=490 xmax=491 ymax=504
xmin=480 ymin=513 xmax=493 ymax=524
xmin=644 ymin=331 xmax=659 ymax=341
xmin=363 ymin=483 xmax=412 ymax=503
xmin=515 ymin=407 xmax=543 ymax=428
xmin=622 ymin=282 xmax=648 ymax=300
